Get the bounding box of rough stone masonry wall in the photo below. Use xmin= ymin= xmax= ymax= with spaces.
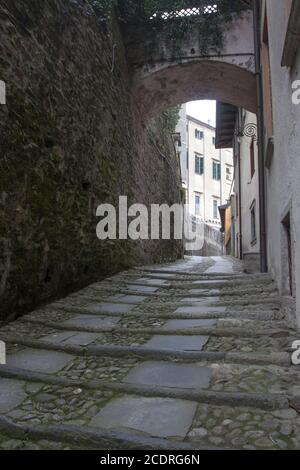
xmin=0 ymin=0 xmax=182 ymax=322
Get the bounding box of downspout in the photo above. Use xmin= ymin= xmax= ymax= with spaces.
xmin=187 ymin=119 xmax=190 ymax=212
xmin=253 ymin=0 xmax=268 ymax=272
xmin=220 ymin=148 xmax=224 ymax=255
xmin=237 ymin=141 xmax=243 ymax=260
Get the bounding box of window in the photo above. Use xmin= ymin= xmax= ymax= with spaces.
xmin=250 ymin=201 xmax=256 ymax=243
xmin=213 ymin=200 xmax=218 ymax=219
xmin=212 ymin=137 xmax=216 ymax=145
xmin=250 ymin=138 xmax=255 ymax=178
xmin=213 ymin=161 xmax=221 ymax=181
xmin=195 ymin=194 xmax=201 ymax=216
xmin=195 ymin=154 xmax=204 ymax=175
xmin=195 ymin=129 xmax=204 ymax=140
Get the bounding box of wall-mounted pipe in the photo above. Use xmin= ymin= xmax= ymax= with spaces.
xmin=237 ymin=140 xmax=243 ymax=260
xmin=253 ymin=0 xmax=268 ymax=273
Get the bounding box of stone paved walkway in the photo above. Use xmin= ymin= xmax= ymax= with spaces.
xmin=0 ymin=256 xmax=300 ymax=450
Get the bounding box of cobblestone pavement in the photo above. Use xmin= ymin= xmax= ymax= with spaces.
xmin=0 ymin=256 xmax=300 ymax=450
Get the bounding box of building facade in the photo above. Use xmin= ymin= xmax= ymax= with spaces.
xmin=261 ymin=0 xmax=300 ymax=326
xmin=217 ymin=1 xmax=300 ymax=327
xmin=176 ymin=111 xmax=234 ymax=230
xmin=216 ymin=105 xmax=261 ymax=272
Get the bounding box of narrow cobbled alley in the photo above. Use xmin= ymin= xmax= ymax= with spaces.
xmin=0 ymin=256 xmax=299 ymax=450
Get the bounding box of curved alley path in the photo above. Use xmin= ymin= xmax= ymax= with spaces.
xmin=0 ymin=256 xmax=300 ymax=450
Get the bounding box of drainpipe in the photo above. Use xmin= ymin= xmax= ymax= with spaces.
xmin=220 ymin=148 xmax=224 ymax=255
xmin=187 ymin=119 xmax=190 ymax=211
xmin=253 ymin=0 xmax=268 ymax=272
xmin=237 ymin=141 xmax=243 ymax=260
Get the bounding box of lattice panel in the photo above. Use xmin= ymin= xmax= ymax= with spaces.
xmin=118 ymin=0 xmax=253 ymax=24
xmin=151 ymin=4 xmax=219 ymax=20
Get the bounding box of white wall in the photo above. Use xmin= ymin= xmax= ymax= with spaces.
xmin=176 ymin=105 xmax=188 ymax=186
xmin=186 ymin=116 xmax=233 ymax=227
xmin=239 ymin=112 xmax=260 ymax=255
xmin=264 ymin=0 xmax=300 ymax=326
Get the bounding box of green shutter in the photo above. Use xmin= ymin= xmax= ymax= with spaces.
xmin=200 ymin=158 xmax=204 ymax=175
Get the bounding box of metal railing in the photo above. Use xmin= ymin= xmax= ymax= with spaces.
xmin=118 ymin=0 xmax=253 ymax=24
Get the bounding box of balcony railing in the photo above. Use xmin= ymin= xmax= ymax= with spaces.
xmin=118 ymin=0 xmax=253 ymax=24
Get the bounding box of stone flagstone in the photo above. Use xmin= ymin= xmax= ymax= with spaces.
xmin=146 ymin=273 xmax=174 ymax=279
xmin=108 ymin=295 xmax=146 ymax=304
xmin=0 ymin=379 xmax=27 ymax=413
xmin=137 ymin=278 xmax=169 ymax=286
xmin=175 ymin=306 xmax=227 ymax=314
xmin=141 ymin=335 xmax=209 ymax=351
xmin=160 ymin=319 xmax=217 ymax=330
xmin=188 ymin=289 xmax=221 ymax=296
xmin=124 ymin=361 xmax=212 ymax=389
xmin=41 ymin=331 xmax=98 ymax=346
xmin=205 ymin=257 xmax=234 ymax=274
xmin=61 ymin=315 xmax=121 ymax=329
xmin=193 ymin=280 xmax=229 ymax=285
xmin=7 ymin=348 xmax=75 ymax=374
xmin=181 ymin=297 xmax=220 ymax=304
xmin=85 ymin=303 xmax=134 ymax=314
xmin=126 ymin=284 xmax=158 ymax=293
xmin=90 ymin=395 xmax=197 ymax=438
xmin=189 ymin=289 xmax=222 ymax=296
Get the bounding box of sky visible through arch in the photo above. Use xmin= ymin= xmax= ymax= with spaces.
xmin=186 ymin=100 xmax=216 ymax=127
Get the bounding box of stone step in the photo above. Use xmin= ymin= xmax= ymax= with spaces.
xmin=128 ymin=276 xmax=275 ymax=288
xmin=1 ymin=335 xmax=292 ymax=366
xmin=0 ymin=416 xmax=208 ymax=450
xmin=12 ymin=313 xmax=295 ymax=338
xmin=0 ymin=366 xmax=291 ymax=410
xmin=135 ymin=267 xmax=273 ymax=280
xmin=71 ymin=291 xmax=277 ymax=307
xmin=118 ymin=279 xmax=277 ymax=292
xmin=1 ymin=256 xmax=299 ymax=450
xmin=65 ymin=301 xmax=282 ymax=322
xmin=20 ymin=311 xmax=285 ymax=331
xmin=1 ymin=393 xmax=298 ymax=450
xmin=40 ymin=306 xmax=284 ymax=324
xmin=0 ymin=367 xmax=299 ymax=449
xmin=138 ymin=272 xmax=274 ymax=283
xmin=86 ymin=285 xmax=280 ymax=301
xmin=2 ymin=317 xmax=295 ymax=358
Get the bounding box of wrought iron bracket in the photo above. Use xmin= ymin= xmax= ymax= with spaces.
xmin=234 ymin=123 xmax=258 ymax=141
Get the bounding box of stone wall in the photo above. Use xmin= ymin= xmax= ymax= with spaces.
xmin=0 ymin=0 xmax=182 ymax=322
xmin=263 ymin=0 xmax=300 ymax=327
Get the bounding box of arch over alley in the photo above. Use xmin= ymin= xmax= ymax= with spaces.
xmin=123 ymin=8 xmax=257 ymax=118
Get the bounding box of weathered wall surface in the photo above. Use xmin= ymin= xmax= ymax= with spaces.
xmin=264 ymin=0 xmax=300 ymax=326
xmin=239 ymin=112 xmax=260 ymax=256
xmin=0 ymin=0 xmax=182 ymax=322
xmin=125 ymin=10 xmax=257 ymax=118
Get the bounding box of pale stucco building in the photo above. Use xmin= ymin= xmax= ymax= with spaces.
xmin=176 ymin=110 xmax=234 ymax=229
xmin=260 ymin=0 xmax=300 ymax=327
xmin=216 ymin=1 xmax=300 ymax=328
xmin=216 ymin=105 xmax=261 ymax=272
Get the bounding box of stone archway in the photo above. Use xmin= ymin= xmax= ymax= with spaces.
xmin=124 ymin=9 xmax=256 ymax=118
xmin=131 ymin=59 xmax=257 ymax=119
